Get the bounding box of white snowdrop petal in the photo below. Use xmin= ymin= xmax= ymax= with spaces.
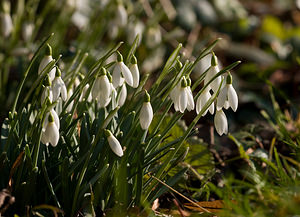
xmin=50 ymin=109 xmax=60 ymax=130
xmin=120 ymin=62 xmax=133 ymax=87
xmin=196 ymin=96 xmax=201 ymax=114
xmin=201 ymin=92 xmax=210 ymax=116
xmin=116 ymin=4 xmax=127 ymax=27
xmin=178 ymin=88 xmax=187 ymax=113
xmin=140 ymin=102 xmax=153 ymax=130
xmin=170 ymin=84 xmax=180 ymax=102
xmin=204 ymin=65 xmax=219 ymax=88
xmin=211 ymin=75 xmax=222 ymax=93
xmin=98 ymin=95 xmax=111 ymax=108
xmin=130 ymin=64 xmax=140 ymax=88
xmin=1 ymin=13 xmax=13 ymax=38
xmin=41 ymin=132 xmax=49 ymax=145
xmin=112 ymin=64 xmax=123 ymax=88
xmin=186 ymin=88 xmax=194 ymax=111
xmin=92 ymin=78 xmax=100 ymax=100
xmin=208 ymin=102 xmax=215 ymax=115
xmin=99 ymin=75 xmax=111 ymax=99
xmin=60 ymin=83 xmax=68 ymax=101
xmin=108 ymin=135 xmax=123 ymax=157
xmin=118 ymin=84 xmax=127 ymax=107
xmin=227 ymin=84 xmax=238 ymax=112
xmin=41 ymin=87 xmax=53 ymax=105
xmin=47 ymin=122 xmax=59 ymax=147
xmin=214 ymin=109 xmax=228 ymax=136
xmin=217 ymin=86 xmax=228 ymax=111
xmin=52 ymin=78 xmax=61 ymax=101
xmin=38 ymin=56 xmax=52 ymax=74
xmin=224 ymin=101 xmax=230 ymax=109
xmin=49 ymin=68 xmax=56 ymax=81
xmin=42 ymin=113 xmax=49 ymax=132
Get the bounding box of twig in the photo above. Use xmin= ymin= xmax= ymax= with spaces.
xmin=150 ymin=175 xmax=212 ymax=213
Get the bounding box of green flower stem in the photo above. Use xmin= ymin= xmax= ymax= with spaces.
xmin=65 ymin=49 xmax=82 ymax=80
xmin=11 ymin=33 xmax=54 ymax=116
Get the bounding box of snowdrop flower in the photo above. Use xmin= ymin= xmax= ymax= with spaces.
xmin=0 ymin=13 xmax=13 ymax=38
xmin=52 ymin=67 xmax=67 ymax=101
xmin=127 ymin=20 xmax=144 ymax=44
xmin=38 ymin=44 xmax=56 ymax=81
xmin=214 ymin=109 xmax=228 ymax=136
xmin=105 ymin=129 xmax=123 ymax=157
xmin=115 ymin=3 xmax=127 ymax=27
xmin=43 ymin=109 xmax=60 ymax=131
xmin=146 ymin=26 xmax=162 ymax=48
xmin=129 ymin=55 xmax=140 ymax=88
xmin=107 ymin=20 xmax=119 ymax=39
xmin=66 ymin=88 xmax=74 ymax=112
xmin=22 ymin=22 xmax=34 ymax=41
xmin=139 ymin=90 xmax=153 ymax=130
xmin=0 ymin=1 xmax=13 ymax=38
xmin=92 ymin=67 xmax=112 ymax=108
xmin=41 ymin=112 xmax=59 ymax=147
xmin=216 ymin=73 xmax=238 ymax=112
xmin=117 ymin=83 xmax=127 ymax=107
xmin=172 ymin=77 xmax=192 ymax=113
xmin=41 ymin=75 xmax=53 ymax=106
xmin=196 ymin=87 xmax=214 ymax=116
xmin=204 ymin=52 xmax=221 ymax=93
xmin=112 ymin=52 xmax=133 ymax=88
xmin=79 ymin=84 xmax=92 ymax=102
xmin=186 ymin=77 xmax=195 ymax=111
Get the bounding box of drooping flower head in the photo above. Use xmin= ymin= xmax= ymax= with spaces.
xmin=112 ymin=51 xmax=133 ymax=88
xmin=41 ymin=112 xmax=59 ymax=147
xmin=204 ymin=52 xmax=221 ymax=93
xmin=216 ymin=72 xmax=238 ymax=112
xmin=196 ymin=87 xmax=214 ymax=116
xmin=0 ymin=1 xmax=13 ymax=38
xmin=41 ymin=75 xmax=53 ymax=106
xmin=130 ymin=55 xmax=140 ymax=88
xmin=172 ymin=77 xmax=193 ymax=113
xmin=104 ymin=129 xmax=123 ymax=157
xmin=186 ymin=77 xmax=195 ymax=111
xmin=92 ymin=67 xmax=112 ymax=108
xmin=115 ymin=3 xmax=127 ymax=27
xmin=38 ymin=44 xmax=56 ymax=81
xmin=214 ymin=109 xmax=228 ymax=136
xmin=52 ymin=67 xmax=67 ymax=101
xmin=139 ymin=90 xmax=153 ymax=130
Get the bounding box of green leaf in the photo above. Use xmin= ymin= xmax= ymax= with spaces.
xmin=125 ymin=35 xmax=140 ymax=65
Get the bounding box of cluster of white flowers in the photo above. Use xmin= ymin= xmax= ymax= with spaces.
xmin=170 ymin=52 xmax=238 ymax=136
xmin=38 ymin=44 xmax=67 ymax=147
xmin=37 ymin=45 xmax=153 ymax=157
xmin=37 ymin=44 xmax=237 ymax=155
xmin=170 ymin=76 xmax=194 ymax=113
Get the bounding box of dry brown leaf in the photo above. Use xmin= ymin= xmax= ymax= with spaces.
xmin=8 ymin=151 xmax=24 ymax=189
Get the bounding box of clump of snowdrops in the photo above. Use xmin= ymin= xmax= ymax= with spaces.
xmin=0 ymin=34 xmax=240 ymax=216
